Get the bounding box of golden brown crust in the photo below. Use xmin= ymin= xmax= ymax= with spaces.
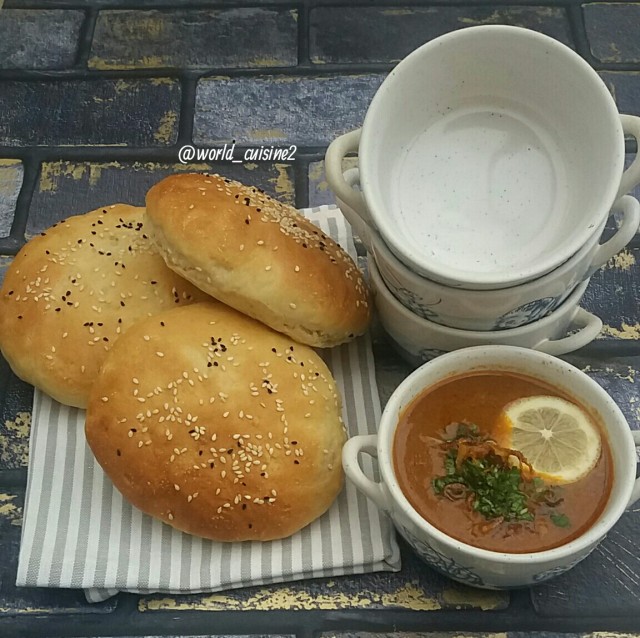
xmin=144 ymin=173 xmax=371 ymax=347
xmin=85 ymin=302 xmax=346 ymax=542
xmin=0 ymin=204 xmax=209 ymax=408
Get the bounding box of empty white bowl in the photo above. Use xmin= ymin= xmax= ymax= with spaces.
xmin=326 ymin=26 xmax=640 ymax=289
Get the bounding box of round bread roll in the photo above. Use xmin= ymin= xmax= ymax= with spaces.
xmin=85 ymin=302 xmax=346 ymax=542
xmin=144 ymin=173 xmax=371 ymax=347
xmin=0 ymin=204 xmax=209 ymax=408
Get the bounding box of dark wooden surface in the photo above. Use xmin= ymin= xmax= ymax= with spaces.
xmin=1 ymin=2 xmax=640 ymax=636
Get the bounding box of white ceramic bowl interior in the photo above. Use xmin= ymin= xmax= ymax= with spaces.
xmin=359 ymin=25 xmax=625 ymax=288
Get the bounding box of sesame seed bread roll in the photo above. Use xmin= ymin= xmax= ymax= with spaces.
xmin=144 ymin=173 xmax=371 ymax=347
xmin=0 ymin=204 xmax=209 ymax=408
xmin=85 ymin=302 xmax=346 ymax=542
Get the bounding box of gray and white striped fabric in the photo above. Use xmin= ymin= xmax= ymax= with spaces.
xmin=16 ymin=206 xmax=401 ymax=602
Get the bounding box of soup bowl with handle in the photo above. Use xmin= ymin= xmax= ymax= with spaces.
xmin=369 ymin=256 xmax=602 ymax=366
xmin=342 ymin=345 xmax=640 ymax=588
xmin=337 ymin=168 xmax=640 ymax=331
xmin=326 ymin=25 xmax=640 ymax=289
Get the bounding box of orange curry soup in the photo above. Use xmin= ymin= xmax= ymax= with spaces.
xmin=393 ymin=371 xmax=613 ymax=553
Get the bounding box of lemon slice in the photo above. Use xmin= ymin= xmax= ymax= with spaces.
xmin=502 ymin=395 xmax=601 ymax=483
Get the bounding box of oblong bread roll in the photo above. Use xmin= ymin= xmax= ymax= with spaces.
xmin=145 ymin=173 xmax=371 ymax=347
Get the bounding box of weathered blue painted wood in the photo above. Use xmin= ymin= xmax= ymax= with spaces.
xmin=310 ymin=5 xmax=573 ymax=64
xmin=601 ymin=72 xmax=640 ymax=119
xmin=581 ymin=247 xmax=640 ymax=342
xmin=0 ymin=80 xmax=181 ymax=147
xmin=194 ymin=75 xmax=385 ymax=146
xmin=585 ymin=3 xmax=640 ymax=64
xmin=0 ymin=10 xmax=84 ymax=70
xmin=90 ymin=9 xmax=298 ymax=70
xmin=0 ymin=161 xmax=23 ymax=239
xmin=531 ymin=508 xmax=640 ymax=616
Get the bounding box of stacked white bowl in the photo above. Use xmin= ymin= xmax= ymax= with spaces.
xmin=333 ymin=168 xmax=638 ymax=365
xmin=326 ymin=26 xmax=640 ymax=366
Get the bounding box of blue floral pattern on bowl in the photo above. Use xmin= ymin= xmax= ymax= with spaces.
xmin=390 ymin=286 xmax=442 ymax=321
xmin=494 ymin=296 xmax=559 ymax=330
xmin=397 ymin=523 xmax=485 ymax=587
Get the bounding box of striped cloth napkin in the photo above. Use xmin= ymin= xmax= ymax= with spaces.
xmin=16 ymin=206 xmax=401 ymax=602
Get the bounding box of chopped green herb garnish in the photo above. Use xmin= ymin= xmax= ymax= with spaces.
xmin=433 ymin=449 xmax=534 ymax=522
xmin=431 ymin=422 xmax=567 ymax=528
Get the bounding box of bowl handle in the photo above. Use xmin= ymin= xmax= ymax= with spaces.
xmin=342 ymin=434 xmax=390 ymax=512
xmin=325 ymin=129 xmax=377 ymax=230
xmin=589 ymin=194 xmax=640 ymax=273
xmin=617 ymin=115 xmax=640 ymax=198
xmin=533 ymin=308 xmax=603 ymax=356
xmin=628 ymin=430 xmax=640 ymax=507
